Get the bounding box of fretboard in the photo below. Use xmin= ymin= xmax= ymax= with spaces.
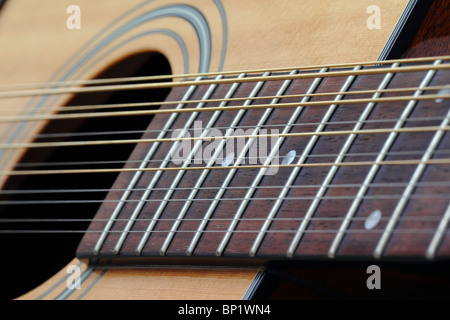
xmin=77 ymin=57 xmax=450 ymax=263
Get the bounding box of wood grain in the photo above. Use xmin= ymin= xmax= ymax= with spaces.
xmin=404 ymin=0 xmax=450 ymax=58
xmin=18 ymin=258 xmax=259 ymax=300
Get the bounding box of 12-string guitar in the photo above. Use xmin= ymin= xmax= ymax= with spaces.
xmin=0 ymin=0 xmax=449 ymax=300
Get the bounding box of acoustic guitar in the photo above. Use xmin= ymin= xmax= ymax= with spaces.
xmin=0 ymin=0 xmax=449 ymax=300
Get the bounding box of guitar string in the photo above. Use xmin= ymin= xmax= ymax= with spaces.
xmin=0 ymin=180 xmax=447 ymax=227
xmin=0 ymin=69 xmax=447 ymax=150
xmin=1 ymin=190 xmax=447 ymax=225
xmin=1 ymin=215 xmax=446 ymax=223
xmin=0 ymin=158 xmax=445 ymax=218
xmin=0 ymin=91 xmax=448 ymax=124
xmin=0 ymin=70 xmax=359 ymax=232
xmin=0 ymin=55 xmax=446 ymax=92
xmin=0 ymin=60 xmax=448 ymax=99
xmin=2 ymin=158 xmax=450 ymax=176
xmin=1 ymin=180 xmax=449 ymax=195
xmin=10 ymin=148 xmax=450 ymax=170
xmin=2 ymin=114 xmax=446 ymax=148
xmin=0 ymin=58 xmax=446 ymax=162
xmin=1 ymin=132 xmax=442 ymax=222
xmin=0 ymin=84 xmax=447 ymax=116
xmin=0 ymin=56 xmax=450 ymax=99
xmin=0 ymin=124 xmax=447 ymax=155
xmin=0 ymin=229 xmax=443 ymax=235
xmin=1 ymin=186 xmax=446 ymax=223
xmin=0 ymin=188 xmax=447 ymax=205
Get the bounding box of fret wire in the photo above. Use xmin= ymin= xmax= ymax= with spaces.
xmin=91 ymin=76 xmax=203 ymax=255
xmin=268 ymin=66 xmax=362 ymax=257
xmin=213 ymin=70 xmax=304 ymax=257
xmin=426 ymin=203 xmax=450 ymax=259
xmin=112 ymin=75 xmax=224 ymax=255
xmin=2 ymin=180 xmax=450 ymax=195
xmin=287 ymin=63 xmax=398 ymax=258
xmin=1 ymin=92 xmax=448 ymax=125
xmin=245 ymin=67 xmax=330 ymax=257
xmin=194 ymin=70 xmax=297 ymax=255
xmin=115 ymin=75 xmax=226 ymax=255
xmin=236 ymin=68 xmax=334 ymax=256
xmin=1 ymin=55 xmax=446 ymax=92
xmin=115 ymin=75 xmax=221 ymax=254
xmin=195 ymin=69 xmax=301 ymax=256
xmin=183 ymin=74 xmax=275 ymax=257
xmin=184 ymin=72 xmax=273 ymax=256
xmin=275 ymin=65 xmax=360 ymax=258
xmin=150 ymin=73 xmax=254 ymax=256
xmin=328 ymin=59 xmax=442 ymax=259
xmin=139 ymin=72 xmax=268 ymax=255
xmin=1 ymin=63 xmax=448 ymax=100
xmin=374 ymin=86 xmax=450 ymax=258
xmin=128 ymin=73 xmax=240 ymax=256
xmin=185 ymin=72 xmax=273 ymax=256
xmin=158 ymin=74 xmax=249 ymax=256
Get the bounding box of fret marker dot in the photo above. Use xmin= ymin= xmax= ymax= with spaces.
xmin=282 ymin=150 xmax=296 ymax=165
xmin=222 ymin=152 xmax=234 ymax=167
xmin=435 ymin=87 xmax=450 ymax=103
xmin=365 ymin=210 xmax=382 ymax=230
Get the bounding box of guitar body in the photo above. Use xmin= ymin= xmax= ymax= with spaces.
xmin=0 ymin=0 xmax=449 ymax=300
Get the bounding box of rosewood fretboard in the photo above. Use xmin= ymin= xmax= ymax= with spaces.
xmin=77 ymin=57 xmax=450 ymax=263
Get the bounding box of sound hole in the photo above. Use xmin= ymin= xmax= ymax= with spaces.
xmin=0 ymin=51 xmax=171 ymax=299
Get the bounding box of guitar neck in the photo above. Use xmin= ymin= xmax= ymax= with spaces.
xmin=75 ymin=56 xmax=450 ymax=263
